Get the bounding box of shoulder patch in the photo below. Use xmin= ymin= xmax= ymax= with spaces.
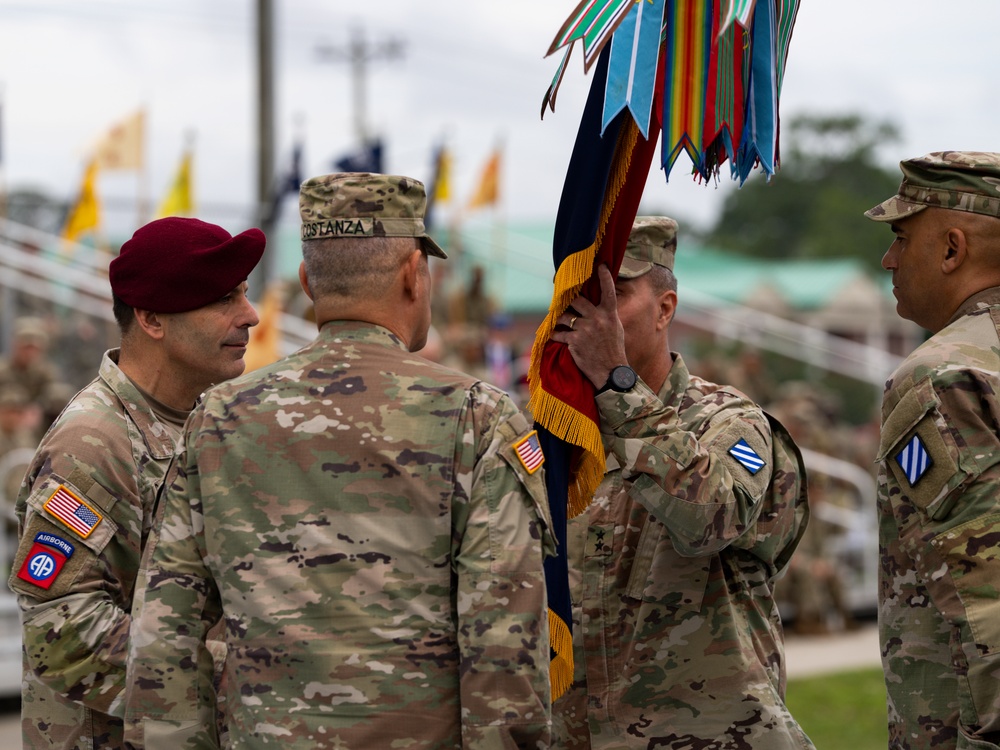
xmin=43 ymin=484 xmax=103 ymax=539
xmin=728 ymin=438 xmax=766 ymax=476
xmin=895 ymin=434 xmax=933 ymax=486
xmin=512 ymin=430 xmax=545 ymax=474
xmin=16 ymin=531 xmax=76 ymax=589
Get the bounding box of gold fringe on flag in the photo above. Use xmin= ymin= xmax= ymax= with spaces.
xmin=527 ymin=117 xmax=640 ymax=517
xmin=548 ymin=607 xmax=576 ymax=700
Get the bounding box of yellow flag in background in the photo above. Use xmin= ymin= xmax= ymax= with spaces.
xmin=156 ymin=151 xmax=194 ymax=218
xmin=61 ymin=159 xmax=101 ymax=241
xmin=434 ymin=146 xmax=452 ymax=202
xmin=92 ymin=110 xmax=144 ymax=170
xmin=244 ymin=283 xmax=283 ymax=373
xmin=467 ymin=149 xmax=501 ymax=210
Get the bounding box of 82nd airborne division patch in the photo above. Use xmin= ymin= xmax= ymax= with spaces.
xmin=16 ymin=531 xmax=75 ymax=590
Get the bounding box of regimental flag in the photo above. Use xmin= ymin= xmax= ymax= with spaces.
xmin=662 ymin=0 xmax=715 ymax=180
xmin=156 ymin=150 xmax=194 ymax=218
xmin=547 ymin=0 xmax=638 ymax=72
xmin=425 ymin=142 xmax=452 ymax=231
xmin=528 ymin=46 xmax=664 ymax=701
xmin=545 ymin=0 xmax=799 ymax=184
xmin=333 ymin=138 xmax=383 ymax=173
xmin=43 ymin=484 xmax=103 ymax=538
xmin=244 ymin=283 xmax=283 ymax=373
xmin=467 ymin=148 xmax=501 ymax=210
xmin=61 ymin=159 xmax=101 ymax=242
xmin=92 ymin=109 xmax=144 ymax=171
xmin=264 ymin=141 xmax=303 ymax=223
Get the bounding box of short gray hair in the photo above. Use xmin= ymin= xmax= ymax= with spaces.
xmin=646 ymin=265 xmax=677 ymax=295
xmin=302 ymin=235 xmax=419 ymax=300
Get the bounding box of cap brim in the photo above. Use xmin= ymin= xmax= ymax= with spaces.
xmin=864 ymin=195 xmax=928 ymax=223
xmin=617 ymin=257 xmax=652 ymax=279
xmin=421 ymin=235 xmax=448 ymax=259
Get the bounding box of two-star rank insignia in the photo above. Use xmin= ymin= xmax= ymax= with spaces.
xmin=17 ymin=532 xmax=75 ymax=590
xmin=895 ymin=434 xmax=932 ymax=486
xmin=513 ymin=430 xmax=545 ymax=474
xmin=728 ymin=438 xmax=765 ymax=476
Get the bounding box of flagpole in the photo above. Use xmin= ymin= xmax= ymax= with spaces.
xmin=0 ymin=87 xmax=6 ymax=221
xmin=137 ymin=107 xmax=149 ymax=228
xmin=492 ymin=139 xmax=506 ymax=306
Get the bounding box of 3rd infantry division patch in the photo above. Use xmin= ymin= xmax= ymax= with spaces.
xmin=728 ymin=438 xmax=765 ymax=476
xmin=895 ymin=434 xmax=932 ymax=486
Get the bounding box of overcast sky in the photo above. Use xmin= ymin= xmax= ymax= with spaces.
xmin=1 ymin=0 xmax=998 ymax=241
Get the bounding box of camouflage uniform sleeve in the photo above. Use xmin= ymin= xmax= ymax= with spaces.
xmin=452 ymin=383 xmax=554 ymax=750
xmin=124 ymin=444 xmax=221 ymax=750
xmin=7 ymin=411 xmax=150 ymax=718
xmin=598 ymin=379 xmax=771 ymax=557
xmin=877 ymin=369 xmax=1000 ymax=739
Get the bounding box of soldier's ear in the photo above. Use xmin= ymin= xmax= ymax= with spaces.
xmin=657 ymin=289 xmax=677 ymax=330
xmin=298 ymin=262 xmax=314 ymax=300
xmin=941 ymin=227 xmax=967 ymax=275
xmin=401 ymin=248 xmax=424 ymax=301
xmin=132 ymin=309 xmax=165 ymax=340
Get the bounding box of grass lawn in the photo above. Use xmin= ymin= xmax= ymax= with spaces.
xmin=786 ymin=667 xmax=888 ymax=749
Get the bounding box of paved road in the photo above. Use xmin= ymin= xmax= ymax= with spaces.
xmin=0 ymin=624 xmax=882 ymax=748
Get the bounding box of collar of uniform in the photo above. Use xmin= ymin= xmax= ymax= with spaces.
xmin=317 ymin=319 xmax=409 ymax=351
xmin=100 ymin=349 xmax=177 ymax=459
xmin=946 ymin=285 xmax=1000 ymax=328
xmin=655 ymin=351 xmax=690 ymax=407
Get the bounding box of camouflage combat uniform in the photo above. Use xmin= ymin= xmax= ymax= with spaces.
xmin=877 ymin=288 xmax=1000 ymax=749
xmin=7 ymin=349 xmax=180 ymax=749
xmin=124 ymin=321 xmax=555 ymax=750
xmin=554 ymin=353 xmax=814 ymax=749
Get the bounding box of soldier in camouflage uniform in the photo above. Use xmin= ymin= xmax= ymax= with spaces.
xmin=866 ymin=152 xmax=1000 ymax=749
xmin=124 ymin=172 xmax=555 ymax=750
xmin=7 ymin=217 xmax=264 ymax=750
xmin=548 ymin=217 xmax=814 ymax=749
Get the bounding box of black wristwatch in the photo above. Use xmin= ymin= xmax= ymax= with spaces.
xmin=597 ymin=365 xmax=637 ymax=394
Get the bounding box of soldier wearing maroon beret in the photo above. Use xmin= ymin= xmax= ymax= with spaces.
xmin=8 ymin=216 xmax=264 ymax=750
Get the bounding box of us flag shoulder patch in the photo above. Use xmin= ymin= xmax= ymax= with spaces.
xmin=513 ymin=430 xmax=545 ymax=474
xmin=728 ymin=438 xmax=765 ymax=476
xmin=895 ymin=434 xmax=933 ymax=486
xmin=43 ymin=484 xmax=103 ymax=539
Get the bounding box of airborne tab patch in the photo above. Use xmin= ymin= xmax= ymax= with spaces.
xmin=43 ymin=484 xmax=103 ymax=539
xmin=513 ymin=430 xmax=545 ymax=474
xmin=895 ymin=434 xmax=932 ymax=486
xmin=16 ymin=531 xmax=75 ymax=590
xmin=728 ymin=438 xmax=765 ymax=476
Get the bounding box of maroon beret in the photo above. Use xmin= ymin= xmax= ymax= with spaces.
xmin=109 ymin=217 xmax=266 ymax=313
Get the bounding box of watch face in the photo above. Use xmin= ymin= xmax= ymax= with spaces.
xmin=611 ymin=366 xmax=636 ymax=391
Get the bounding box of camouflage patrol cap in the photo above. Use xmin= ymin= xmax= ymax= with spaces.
xmin=619 ymin=217 xmax=678 ymax=279
xmin=299 ymin=172 xmax=447 ymax=258
xmin=865 ymin=151 xmax=1000 ymax=222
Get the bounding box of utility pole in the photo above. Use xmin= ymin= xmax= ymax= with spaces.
xmin=254 ymin=0 xmax=275 ymax=297
xmin=316 ymin=29 xmax=405 ymax=144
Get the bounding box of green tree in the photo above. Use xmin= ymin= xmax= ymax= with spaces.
xmin=698 ymin=113 xmax=903 ymax=271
